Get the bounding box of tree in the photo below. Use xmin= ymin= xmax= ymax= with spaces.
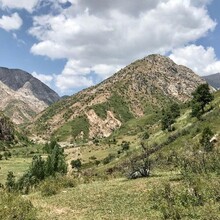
xmin=161 ymin=111 xmax=175 ymax=131
xmin=200 ymin=127 xmax=214 ymax=152
xmin=191 ymin=84 xmax=213 ymax=118
xmin=128 ymin=142 xmax=151 ymax=179
xmin=170 ymin=103 xmax=180 ymax=118
xmin=161 ymin=103 xmax=180 ymax=132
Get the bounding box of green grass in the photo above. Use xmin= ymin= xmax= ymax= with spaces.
xmin=91 ymin=103 xmax=109 ymax=120
xmin=53 ymin=115 xmax=90 ymax=142
xmin=0 ymin=157 xmax=31 ymax=184
xmin=109 ymin=93 xmax=134 ymax=122
xmin=29 ymin=175 xmax=172 ymax=219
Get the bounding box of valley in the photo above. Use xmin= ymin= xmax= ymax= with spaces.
xmin=0 ymin=55 xmax=220 ymax=219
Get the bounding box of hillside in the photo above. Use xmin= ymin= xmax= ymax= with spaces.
xmin=0 ymin=67 xmax=60 ymax=124
xmin=203 ymin=73 xmax=220 ymax=89
xmin=1 ymin=82 xmax=219 ymax=220
xmin=32 ymin=54 xmax=205 ymax=141
xmin=0 ymin=112 xmax=14 ymax=142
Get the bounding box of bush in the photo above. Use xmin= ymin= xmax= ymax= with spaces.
xmin=59 ymin=175 xmax=76 ymax=188
xmin=150 ymin=177 xmax=220 ymax=219
xmin=40 ymin=178 xmax=61 ymax=197
xmin=103 ymin=153 xmax=116 ymax=165
xmin=121 ymin=141 xmax=130 ymax=151
xmin=71 ymin=159 xmax=82 ymax=170
xmin=142 ymin=132 xmax=150 ymax=140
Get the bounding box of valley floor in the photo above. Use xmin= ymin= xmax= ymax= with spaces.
xmin=28 ymin=174 xmax=170 ymax=220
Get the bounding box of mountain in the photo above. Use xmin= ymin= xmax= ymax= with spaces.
xmin=0 ymin=67 xmax=60 ymax=124
xmin=203 ymin=73 xmax=220 ymax=89
xmin=32 ymin=54 xmax=206 ymax=141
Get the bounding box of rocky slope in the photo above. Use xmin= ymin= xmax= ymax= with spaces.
xmin=0 ymin=112 xmax=14 ymax=142
xmin=203 ymin=73 xmax=220 ymax=89
xmin=32 ymin=54 xmax=206 ymax=141
xmin=0 ymin=67 xmax=60 ymax=124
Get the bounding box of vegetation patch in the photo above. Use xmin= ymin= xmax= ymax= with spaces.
xmin=54 ymin=115 xmax=90 ymax=141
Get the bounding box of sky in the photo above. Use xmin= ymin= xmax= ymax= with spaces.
xmin=0 ymin=0 xmax=220 ymax=96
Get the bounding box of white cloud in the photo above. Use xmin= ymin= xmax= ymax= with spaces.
xmin=32 ymin=71 xmax=53 ymax=86
xmin=55 ymin=59 xmax=93 ymax=92
xmin=28 ymin=0 xmax=216 ymax=92
xmin=0 ymin=0 xmax=39 ymax=12
xmin=169 ymin=45 xmax=220 ymax=76
xmin=0 ymin=13 xmax=22 ymax=31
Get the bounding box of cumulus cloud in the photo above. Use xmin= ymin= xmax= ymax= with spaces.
xmin=32 ymin=71 xmax=53 ymax=87
xmin=170 ymin=45 xmax=220 ymax=76
xmin=0 ymin=13 xmax=22 ymax=31
xmin=55 ymin=59 xmax=94 ymax=92
xmin=28 ymin=0 xmax=216 ymax=92
xmin=0 ymin=0 xmax=39 ymax=12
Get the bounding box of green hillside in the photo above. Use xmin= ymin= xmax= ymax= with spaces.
xmin=1 ymin=86 xmax=219 ymax=219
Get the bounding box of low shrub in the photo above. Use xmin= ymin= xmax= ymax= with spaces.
xmin=40 ymin=178 xmax=61 ymax=197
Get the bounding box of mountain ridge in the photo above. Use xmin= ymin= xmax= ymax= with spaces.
xmin=0 ymin=67 xmax=60 ymax=124
xmin=31 ymin=54 xmax=206 ymax=141
xmin=203 ymin=73 xmax=220 ymax=89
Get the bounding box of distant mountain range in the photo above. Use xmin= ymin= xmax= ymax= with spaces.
xmin=203 ymin=73 xmax=220 ymax=89
xmin=31 ymin=54 xmax=206 ymax=141
xmin=0 ymin=67 xmax=60 ymax=124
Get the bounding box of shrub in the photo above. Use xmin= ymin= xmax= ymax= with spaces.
xmin=71 ymin=159 xmax=82 ymax=170
xmin=142 ymin=131 xmax=150 ymax=140
xmin=40 ymin=178 xmax=61 ymax=197
xmin=103 ymin=153 xmax=116 ymax=165
xmin=121 ymin=141 xmax=130 ymax=151
xmin=200 ymin=127 xmax=214 ymax=152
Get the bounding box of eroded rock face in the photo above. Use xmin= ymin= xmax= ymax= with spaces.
xmin=86 ymin=109 xmax=122 ymax=138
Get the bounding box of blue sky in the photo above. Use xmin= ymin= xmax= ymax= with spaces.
xmin=0 ymin=0 xmax=220 ymax=96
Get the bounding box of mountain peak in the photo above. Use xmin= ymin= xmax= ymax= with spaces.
xmin=32 ymin=54 xmax=206 ymax=141
xmin=0 ymin=67 xmax=60 ymax=124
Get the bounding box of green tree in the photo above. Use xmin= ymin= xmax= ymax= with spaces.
xmin=29 ymin=155 xmax=45 ymax=181
xmin=161 ymin=111 xmax=175 ymax=131
xmin=170 ymin=103 xmax=180 ymax=118
xmin=191 ymin=84 xmax=213 ymax=118
xmin=200 ymin=127 xmax=214 ymax=152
